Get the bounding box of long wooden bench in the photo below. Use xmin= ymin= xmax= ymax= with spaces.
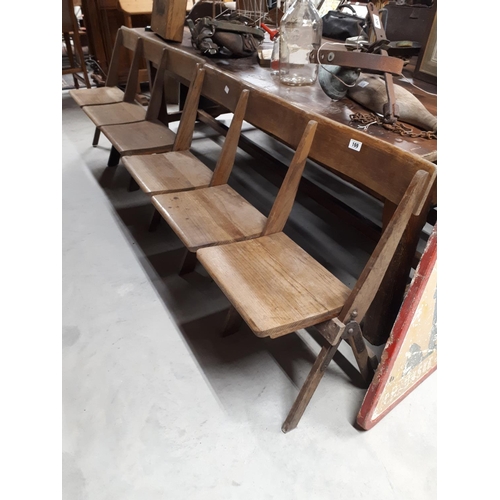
xmin=68 ymin=34 xmax=437 ymax=432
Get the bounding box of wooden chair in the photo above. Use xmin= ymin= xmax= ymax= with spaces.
xmin=187 ymin=93 xmax=437 ymax=432
xmin=62 ymin=0 xmax=91 ymax=90
xmin=99 ymin=51 xmax=205 ymax=168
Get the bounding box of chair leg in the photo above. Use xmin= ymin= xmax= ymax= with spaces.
xmin=179 ymin=250 xmax=197 ymax=276
xmin=221 ymin=305 xmax=243 ymax=337
xmin=345 ymin=329 xmax=378 ymax=386
xmin=107 ymin=146 xmax=121 ymax=167
xmin=282 ymin=340 xmax=342 ymax=433
xmin=128 ymin=176 xmax=140 ymax=192
xmin=148 ymin=209 xmax=162 ymax=232
xmin=92 ymin=127 xmax=101 ymax=147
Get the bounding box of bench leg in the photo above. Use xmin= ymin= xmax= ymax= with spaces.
xmin=221 ymin=305 xmax=243 ymax=337
xmin=282 ymin=340 xmax=341 ymax=433
xmin=107 ymin=146 xmax=120 ymax=167
xmin=148 ymin=209 xmax=162 ymax=232
xmin=128 ymin=176 xmax=140 ymax=192
xmin=345 ymin=330 xmax=377 ymax=386
xmin=92 ymin=127 xmax=101 ymax=147
xmin=179 ymin=250 xmax=197 ymax=276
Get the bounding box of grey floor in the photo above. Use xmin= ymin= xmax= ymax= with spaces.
xmin=62 ymin=91 xmax=437 ymax=500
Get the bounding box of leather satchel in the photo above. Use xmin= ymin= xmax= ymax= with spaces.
xmin=187 ymin=13 xmax=265 ymax=58
xmin=322 ymin=4 xmax=366 ymax=41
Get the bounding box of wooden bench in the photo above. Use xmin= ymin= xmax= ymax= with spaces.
xmin=114 ymin=66 xmax=436 ymax=434
xmin=70 ymin=30 xmax=437 ymax=432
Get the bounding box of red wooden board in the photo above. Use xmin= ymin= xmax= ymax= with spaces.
xmin=357 ymin=224 xmax=437 ymax=430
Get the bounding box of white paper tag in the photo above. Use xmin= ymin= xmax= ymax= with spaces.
xmin=348 ymin=139 xmax=362 ymax=152
xmin=373 ymin=14 xmax=381 ymax=29
xmin=224 ymin=85 xmax=229 ymax=94
xmin=357 ymin=80 xmax=369 ymax=88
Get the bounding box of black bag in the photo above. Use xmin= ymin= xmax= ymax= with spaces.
xmin=322 ymin=4 xmax=366 ymax=41
xmin=187 ymin=13 xmax=265 ymax=58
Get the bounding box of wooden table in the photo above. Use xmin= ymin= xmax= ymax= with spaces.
xmin=149 ymin=27 xmax=437 ymax=161
xmin=136 ymin=27 xmax=437 ymax=345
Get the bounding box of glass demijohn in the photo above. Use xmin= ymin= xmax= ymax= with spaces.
xmin=279 ymin=0 xmax=323 ymax=86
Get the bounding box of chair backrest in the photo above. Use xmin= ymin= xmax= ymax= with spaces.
xmin=172 ymin=63 xmax=249 ymax=154
xmin=105 ymin=27 xmax=142 ymax=88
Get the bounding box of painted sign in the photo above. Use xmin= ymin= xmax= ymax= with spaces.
xmin=357 ymin=224 xmax=437 ymax=430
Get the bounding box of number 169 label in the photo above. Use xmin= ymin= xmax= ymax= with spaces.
xmin=349 ymin=139 xmax=363 ymax=152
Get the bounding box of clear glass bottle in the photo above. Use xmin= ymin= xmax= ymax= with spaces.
xmin=279 ymin=0 xmax=323 ymax=86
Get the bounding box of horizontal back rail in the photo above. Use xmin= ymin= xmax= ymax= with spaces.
xmin=120 ymin=26 xmax=141 ymax=51
xmin=202 ymin=64 xmax=437 ymax=212
xmin=106 ymin=27 xmax=141 ymax=87
xmin=142 ymin=36 xmax=169 ymax=66
xmin=165 ymin=45 xmax=206 ymax=84
xmin=138 ymin=33 xmax=437 ymax=211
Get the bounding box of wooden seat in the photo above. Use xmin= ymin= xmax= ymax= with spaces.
xmin=69 ymin=26 xmax=140 ymax=107
xmin=100 ymin=52 xmax=206 ymax=167
xmin=82 ymin=101 xmax=147 ymax=128
xmin=198 ymin=233 xmax=351 ymax=337
xmin=153 ymin=184 xmax=268 ymax=250
xmin=122 ymin=77 xmax=250 ymax=198
xmin=123 ymin=150 xmax=213 ymax=195
xmin=188 ymin=83 xmax=437 ymax=432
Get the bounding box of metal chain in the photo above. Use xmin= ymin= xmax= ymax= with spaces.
xmin=349 ymin=112 xmax=437 ymax=140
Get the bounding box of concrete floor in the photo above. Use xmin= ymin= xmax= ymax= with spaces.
xmin=62 ymin=91 xmax=437 ymax=500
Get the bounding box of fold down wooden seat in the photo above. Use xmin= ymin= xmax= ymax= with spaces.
xmin=198 ymin=233 xmax=351 ymax=337
xmin=123 ymin=150 xmax=213 ymax=195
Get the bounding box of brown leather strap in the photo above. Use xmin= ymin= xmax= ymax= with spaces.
xmin=310 ymin=50 xmax=404 ymax=76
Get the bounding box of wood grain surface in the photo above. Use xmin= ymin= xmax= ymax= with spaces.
xmin=122 ymin=151 xmax=213 ymax=194
xmin=152 ymin=185 xmax=268 ymax=251
xmin=197 ymin=233 xmax=351 ymax=338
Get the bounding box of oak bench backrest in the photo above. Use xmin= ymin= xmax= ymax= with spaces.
xmin=105 ymin=27 xmax=141 ymax=88
xmin=197 ymin=65 xmax=436 ymax=215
